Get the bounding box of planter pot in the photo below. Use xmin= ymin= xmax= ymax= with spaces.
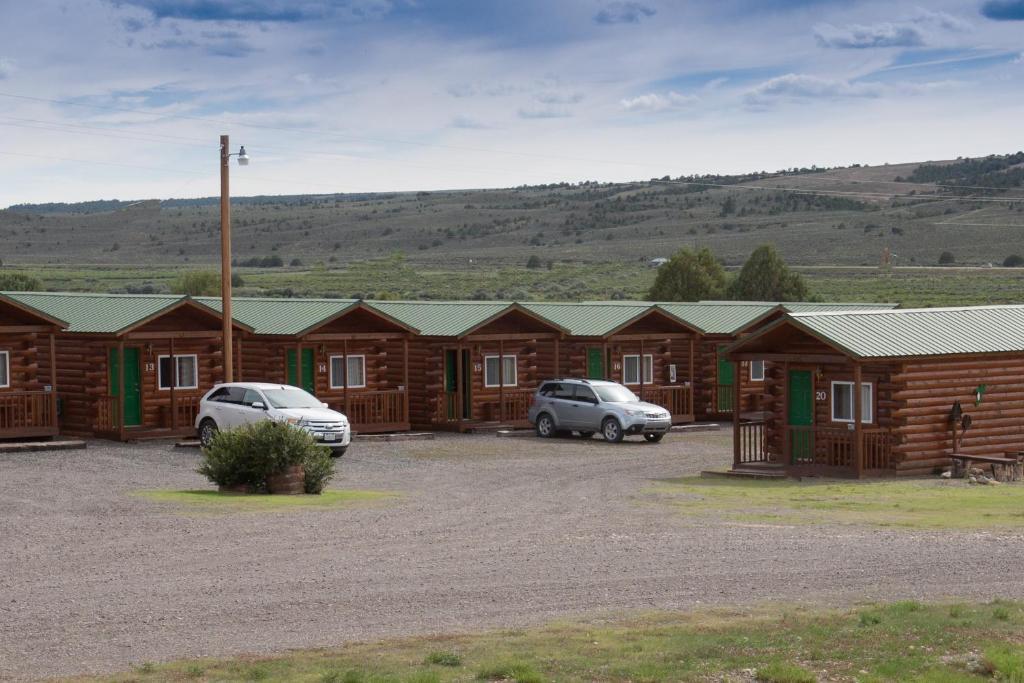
xmin=267 ymin=464 xmax=306 ymax=495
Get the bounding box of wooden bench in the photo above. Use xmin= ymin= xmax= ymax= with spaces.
xmin=947 ymin=451 xmax=1024 ymax=482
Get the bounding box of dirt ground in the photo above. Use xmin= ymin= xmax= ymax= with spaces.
xmin=2 ymin=431 xmax=1023 ymax=680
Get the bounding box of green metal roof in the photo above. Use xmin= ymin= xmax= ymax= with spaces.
xmin=369 ymin=300 xmax=535 ymax=337
xmin=521 ymin=302 xmax=695 ymax=337
xmin=198 ymin=296 xmax=359 ymax=336
xmin=658 ymin=301 xmax=898 ymax=335
xmin=4 ymin=292 xmax=202 ymax=335
xmin=769 ymin=305 xmax=1024 ymax=359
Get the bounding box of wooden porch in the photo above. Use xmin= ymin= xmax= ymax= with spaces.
xmin=735 ymin=420 xmax=894 ymax=478
xmin=328 ymin=388 xmax=409 ymax=434
xmin=0 ymin=390 xmax=59 ymax=440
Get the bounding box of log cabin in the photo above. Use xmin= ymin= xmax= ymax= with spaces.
xmin=522 ymin=302 xmax=703 ymax=423
xmin=5 ymin=293 xmax=251 ymax=441
xmin=725 ymin=305 xmax=1024 ymax=478
xmin=0 ymin=294 xmax=67 ymax=440
xmin=663 ymin=301 xmax=899 ymax=422
xmin=370 ymin=301 xmax=568 ymax=430
xmin=197 ymin=297 xmax=419 ymax=434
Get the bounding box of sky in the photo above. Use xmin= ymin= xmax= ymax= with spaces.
xmin=0 ymin=0 xmax=1023 ymax=206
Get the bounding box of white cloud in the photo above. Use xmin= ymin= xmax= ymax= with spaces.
xmin=517 ymin=106 xmax=572 ymax=119
xmin=913 ymin=8 xmax=972 ymax=33
xmin=814 ymin=22 xmax=924 ymax=49
xmin=744 ymin=74 xmax=885 ymax=106
xmin=620 ymin=91 xmax=698 ymax=112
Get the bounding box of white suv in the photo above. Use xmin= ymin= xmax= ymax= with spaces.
xmin=195 ymin=383 xmax=351 ymax=456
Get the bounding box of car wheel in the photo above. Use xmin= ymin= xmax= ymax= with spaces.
xmin=535 ymin=413 xmax=556 ymax=438
xmin=330 ymin=447 xmax=347 ymax=458
xmin=602 ymin=417 xmax=624 ymax=443
xmin=644 ymin=432 xmax=665 ymax=443
xmin=199 ymin=418 xmax=219 ymax=448
xmin=578 ymin=431 xmax=595 ymax=439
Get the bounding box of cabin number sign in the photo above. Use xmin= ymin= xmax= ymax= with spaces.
xmin=815 ymin=390 xmax=827 ymax=401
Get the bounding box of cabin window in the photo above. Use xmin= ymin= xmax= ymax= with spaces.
xmin=831 ymin=381 xmax=873 ymax=423
xmin=484 ymin=355 xmax=517 ymax=387
xmin=622 ymin=354 xmax=653 ymax=385
xmin=750 ymin=360 xmax=765 ymax=382
xmin=329 ymin=355 xmax=366 ymax=389
xmin=0 ymin=350 xmax=8 ymax=388
xmin=158 ymin=355 xmax=198 ymax=390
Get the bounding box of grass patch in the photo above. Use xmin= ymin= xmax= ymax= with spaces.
xmin=133 ymin=489 xmax=396 ymax=513
xmin=76 ymin=601 xmax=1024 ymax=682
xmin=651 ymin=477 xmax=1024 ymax=530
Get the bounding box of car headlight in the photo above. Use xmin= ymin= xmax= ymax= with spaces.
xmin=285 ymin=417 xmax=306 ymax=426
xmin=624 ymin=409 xmax=644 ymax=416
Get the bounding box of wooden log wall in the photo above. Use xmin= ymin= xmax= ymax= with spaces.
xmin=310 ymin=338 xmax=406 ymax=406
xmin=463 ymin=338 xmax=552 ymax=419
xmin=559 ymin=338 xmax=696 ymax=388
xmin=760 ymin=360 xmax=898 ymax=467
xmin=408 ymin=339 xmax=443 ymax=429
xmin=138 ymin=339 xmax=222 ymax=429
xmin=52 ymin=336 xmax=109 ymax=436
xmin=0 ymin=331 xmax=45 ymax=393
xmin=891 ymin=354 xmax=1024 ymax=476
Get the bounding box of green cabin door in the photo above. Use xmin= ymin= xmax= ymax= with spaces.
xmin=286 ymin=348 xmax=316 ymax=394
xmin=586 ymin=347 xmax=604 ymax=379
xmin=443 ymin=349 xmax=472 ymax=420
xmin=787 ymin=369 xmax=814 ymax=463
xmin=109 ymin=347 xmax=142 ymax=427
xmin=717 ymin=345 xmax=735 ymax=412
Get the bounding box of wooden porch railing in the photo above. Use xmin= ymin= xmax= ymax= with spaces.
xmin=640 ymin=385 xmax=694 ymax=420
xmin=499 ymin=388 xmax=535 ymax=424
xmin=95 ymin=395 xmax=119 ymax=433
xmin=788 ymin=426 xmax=893 ymax=472
xmin=0 ymin=391 xmax=56 ymax=434
xmin=737 ymin=420 xmax=768 ymax=464
xmin=436 ymin=392 xmax=460 ymax=423
xmin=171 ymin=396 xmax=201 ymax=430
xmin=340 ymin=390 xmax=407 ymax=429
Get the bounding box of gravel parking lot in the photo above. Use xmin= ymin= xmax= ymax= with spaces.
xmin=3 ymin=430 xmax=1024 ymax=679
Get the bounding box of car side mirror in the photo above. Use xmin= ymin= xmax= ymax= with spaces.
xmin=250 ymin=401 xmax=266 ymax=410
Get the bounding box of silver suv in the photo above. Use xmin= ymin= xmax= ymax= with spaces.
xmin=527 ymin=379 xmax=672 ymax=443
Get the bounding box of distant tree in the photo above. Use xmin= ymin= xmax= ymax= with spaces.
xmin=171 ymin=270 xmax=220 ymax=296
xmin=231 ymin=272 xmax=245 ymax=288
xmin=0 ymin=273 xmax=41 ymax=291
xmin=526 ymin=255 xmax=543 ymax=269
xmin=648 ymin=247 xmax=727 ymax=301
xmin=289 ymin=258 xmax=303 ymax=267
xmin=938 ymin=251 xmax=956 ymax=266
xmin=1004 ymin=254 xmax=1024 ymax=267
xmin=728 ymin=245 xmax=809 ymax=302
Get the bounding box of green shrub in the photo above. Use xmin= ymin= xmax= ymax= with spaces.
xmin=197 ymin=420 xmax=333 ymax=493
xmin=755 ymin=661 xmax=816 ymax=683
xmin=983 ymin=644 xmax=1024 ymax=680
xmin=424 ymin=651 xmax=462 ymax=667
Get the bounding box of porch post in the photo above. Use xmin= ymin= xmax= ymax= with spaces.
xmin=689 ymin=335 xmax=696 ymax=417
xmin=117 ymin=341 xmax=126 ymax=441
xmin=342 ymin=337 xmax=349 ymax=415
xmin=295 ymin=341 xmax=302 ymax=389
xmin=781 ymin=361 xmax=789 ymax=464
xmin=732 ymin=353 xmax=741 ymax=468
xmin=169 ymin=336 xmax=177 ymax=430
xmin=455 ymin=343 xmax=464 ymax=421
xmin=854 ymin=362 xmax=864 ymax=478
xmin=553 ymin=336 xmax=560 ymax=377
xmin=603 ymin=342 xmax=609 ymax=381
xmin=498 ymin=338 xmax=505 ymax=423
xmin=639 ymin=338 xmax=645 ymax=396
xmin=48 ymin=332 xmax=58 ymax=430
xmin=236 ymin=335 xmax=243 ymax=382
xmin=402 ymin=337 xmax=410 ymax=425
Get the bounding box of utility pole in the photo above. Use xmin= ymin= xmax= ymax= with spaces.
xmin=219 ymin=135 xmax=249 ymax=383
xmin=220 ymin=134 xmax=233 ymax=383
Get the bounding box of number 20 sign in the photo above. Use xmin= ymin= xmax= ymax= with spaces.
xmin=815 ymin=390 xmax=827 ymax=401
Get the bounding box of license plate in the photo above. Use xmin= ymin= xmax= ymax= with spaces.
xmin=323 ymin=433 xmax=336 ymax=442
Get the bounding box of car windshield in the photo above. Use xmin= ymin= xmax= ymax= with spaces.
xmin=262 ymin=388 xmax=322 ymax=409
xmin=593 ymin=385 xmax=638 ymax=403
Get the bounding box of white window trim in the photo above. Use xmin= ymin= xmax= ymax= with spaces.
xmin=830 ymin=380 xmax=873 ymax=424
xmin=0 ymin=350 xmax=9 ymax=388
xmin=329 ymin=355 xmax=367 ymax=389
xmin=483 ymin=354 xmax=517 ymax=388
xmin=157 ymin=354 xmax=199 ymax=390
xmin=750 ymin=360 xmax=765 ymax=382
xmin=622 ymin=354 xmax=654 ymax=385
